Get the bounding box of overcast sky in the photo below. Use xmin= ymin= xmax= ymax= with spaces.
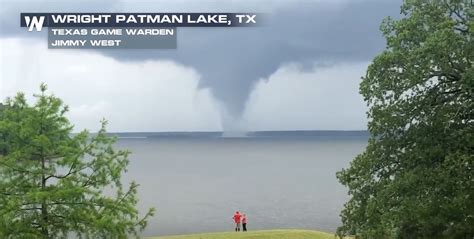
xmin=0 ymin=0 xmax=402 ymax=132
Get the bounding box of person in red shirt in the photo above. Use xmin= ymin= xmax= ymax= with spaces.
xmin=242 ymin=214 xmax=248 ymax=231
xmin=232 ymin=211 xmax=242 ymax=231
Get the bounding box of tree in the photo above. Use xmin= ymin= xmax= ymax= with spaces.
xmin=337 ymin=1 xmax=473 ymax=238
xmin=0 ymin=84 xmax=154 ymax=238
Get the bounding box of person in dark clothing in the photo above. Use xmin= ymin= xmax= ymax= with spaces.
xmin=242 ymin=214 xmax=248 ymax=231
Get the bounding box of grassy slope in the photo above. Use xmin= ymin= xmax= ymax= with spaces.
xmin=148 ymin=229 xmax=338 ymax=239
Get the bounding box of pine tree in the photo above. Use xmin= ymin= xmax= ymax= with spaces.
xmin=0 ymin=84 xmax=154 ymax=238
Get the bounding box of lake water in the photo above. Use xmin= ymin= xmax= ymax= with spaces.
xmin=114 ymin=131 xmax=368 ymax=236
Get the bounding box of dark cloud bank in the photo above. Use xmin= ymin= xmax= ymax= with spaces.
xmin=1 ymin=0 xmax=402 ymax=119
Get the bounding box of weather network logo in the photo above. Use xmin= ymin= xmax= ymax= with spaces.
xmin=23 ymin=15 xmax=46 ymax=31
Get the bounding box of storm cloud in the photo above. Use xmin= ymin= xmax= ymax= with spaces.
xmin=103 ymin=0 xmax=401 ymax=117
xmin=0 ymin=0 xmax=402 ymax=131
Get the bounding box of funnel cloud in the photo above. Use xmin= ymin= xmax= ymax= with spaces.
xmin=0 ymin=0 xmax=402 ymax=131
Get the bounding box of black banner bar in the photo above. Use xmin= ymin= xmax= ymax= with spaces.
xmin=20 ymin=13 xmax=260 ymax=27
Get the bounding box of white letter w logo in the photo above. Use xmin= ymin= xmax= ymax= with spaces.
xmin=24 ymin=16 xmax=45 ymax=31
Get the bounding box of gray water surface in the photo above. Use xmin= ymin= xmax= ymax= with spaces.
xmin=115 ymin=133 xmax=367 ymax=236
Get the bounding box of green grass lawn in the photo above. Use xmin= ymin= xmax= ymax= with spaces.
xmin=148 ymin=229 xmax=339 ymax=239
